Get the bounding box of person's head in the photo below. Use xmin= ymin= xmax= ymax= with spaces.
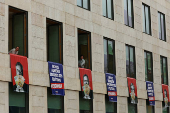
xmin=130 ymin=83 xmax=135 ymax=92
xmin=80 ymin=55 xmax=84 ymax=60
xmin=164 ymin=89 xmax=167 ymax=97
xmin=16 ymin=62 xmax=23 ymax=75
xmin=15 ymin=46 xmax=19 ymax=51
xmin=83 ymin=74 xmax=89 ymax=85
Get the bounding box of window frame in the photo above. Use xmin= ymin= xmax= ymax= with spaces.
xmin=160 ymin=56 xmax=168 ymax=85
xmin=124 ymin=0 xmax=134 ymax=28
xmin=46 ymin=18 xmax=63 ymax=64
xmin=103 ymin=0 xmax=114 ymax=20
xmin=158 ymin=11 xmax=166 ymax=41
xmin=128 ymin=97 xmax=137 ymax=113
xmin=144 ymin=50 xmax=153 ymax=82
xmin=103 ymin=37 xmax=116 ymax=74
xmin=142 ymin=3 xmax=152 ymax=35
xmin=77 ymin=0 xmax=90 ymax=11
xmin=105 ymin=94 xmax=117 ymax=113
xmin=126 ymin=44 xmax=136 ymax=79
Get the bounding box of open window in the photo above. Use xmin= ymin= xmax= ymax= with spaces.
xmin=78 ymin=29 xmax=91 ymax=70
xmin=47 ymin=88 xmax=64 ymax=113
xmin=46 ymin=19 xmax=63 ymax=64
xmin=9 ymin=6 xmax=28 ymax=57
xmin=9 ymin=82 xmax=29 ymax=113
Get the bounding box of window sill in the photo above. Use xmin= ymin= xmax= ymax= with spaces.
xmin=143 ymin=32 xmax=152 ymax=36
xmin=124 ymin=24 xmax=134 ymax=29
xmin=103 ymin=16 xmax=114 ymax=21
xmin=77 ymin=5 xmax=90 ymax=11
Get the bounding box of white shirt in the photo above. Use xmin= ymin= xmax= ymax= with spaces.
xmin=8 ymin=48 xmax=18 ymax=55
xmin=79 ymin=59 xmax=85 ymax=68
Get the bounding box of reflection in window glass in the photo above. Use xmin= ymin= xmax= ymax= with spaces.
xmin=104 ymin=39 xmax=108 ymax=73
xmin=124 ymin=0 xmax=128 ymax=25
xmin=158 ymin=12 xmax=166 ymax=41
xmin=103 ymin=0 xmax=107 ymax=17
xmin=108 ymin=40 xmax=114 ymax=74
xmin=83 ymin=0 xmax=88 ymax=9
xmin=124 ymin=0 xmax=133 ymax=27
xmin=142 ymin=5 xmax=145 ymax=32
xmin=102 ymin=0 xmax=113 ymax=19
xmin=160 ymin=56 xmax=168 ymax=85
xmin=107 ymin=0 xmax=112 ymax=19
xmin=143 ymin=4 xmax=151 ymax=35
xmin=126 ymin=46 xmax=130 ymax=76
xmin=145 ymin=51 xmax=153 ymax=82
xmin=77 ymin=0 xmax=90 ymax=10
xmin=77 ymin=0 xmax=82 ymax=7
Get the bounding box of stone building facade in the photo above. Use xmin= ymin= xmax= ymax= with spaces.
xmin=0 ymin=0 xmax=170 ymax=113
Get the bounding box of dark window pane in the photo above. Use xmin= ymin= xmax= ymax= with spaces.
xmin=142 ymin=5 xmax=145 ymax=32
xmin=103 ymin=0 xmax=107 ymax=17
xmin=161 ymin=14 xmax=165 ymax=40
xmin=79 ymin=92 xmax=92 ymax=111
xmin=128 ymin=0 xmax=132 ymax=27
xmin=147 ymin=53 xmax=152 ymax=81
xmin=128 ymin=99 xmax=136 ymax=113
xmin=104 ymin=39 xmax=108 ymax=73
xmin=145 ymin=52 xmax=147 ymax=81
xmin=77 ymin=0 xmax=82 ymax=7
xmin=108 ymin=40 xmax=114 ymax=73
xmin=161 ymin=57 xmax=163 ymax=84
xmin=48 ymin=108 xmax=62 ymax=113
xmin=163 ymin=58 xmax=167 ymax=85
xmin=9 ymin=106 xmax=25 ymax=113
xmin=105 ymin=95 xmax=116 ymax=113
xmin=126 ymin=46 xmax=130 ymax=77
xmin=83 ymin=0 xmax=88 ymax=9
xmin=107 ymin=0 xmax=113 ymax=19
xmin=130 ymin=47 xmax=135 ymax=77
xmin=158 ymin=13 xmax=161 ymax=39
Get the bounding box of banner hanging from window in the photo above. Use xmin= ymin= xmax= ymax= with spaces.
xmin=127 ymin=77 xmax=138 ymax=104
xmin=162 ymin=84 xmax=170 ymax=108
xmin=146 ymin=81 xmax=155 ymax=106
xmin=10 ymin=54 xmax=29 ymax=93
xmin=79 ymin=68 xmax=93 ymax=99
xmin=105 ymin=73 xmax=117 ymax=102
xmin=48 ymin=61 xmax=65 ymax=96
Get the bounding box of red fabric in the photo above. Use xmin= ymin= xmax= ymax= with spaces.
xmin=10 ymin=54 xmax=29 ymax=85
xmin=79 ymin=68 xmax=93 ymax=90
xmin=127 ymin=77 xmax=137 ymax=97
xmin=162 ymin=84 xmax=170 ymax=102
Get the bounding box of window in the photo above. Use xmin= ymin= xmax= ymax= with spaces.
xmin=47 ymin=88 xmax=64 ymax=113
xmin=160 ymin=56 xmax=168 ymax=85
xmin=142 ymin=4 xmax=151 ymax=35
xmin=124 ymin=0 xmax=134 ymax=27
xmin=146 ymin=100 xmax=154 ymax=113
xmin=105 ymin=95 xmax=117 ymax=113
xmin=47 ymin=19 xmax=63 ymax=64
xmin=77 ymin=0 xmax=90 ymax=10
xmin=144 ymin=51 xmax=153 ymax=82
xmin=9 ymin=83 xmax=29 ymax=113
xmin=126 ymin=45 xmax=136 ymax=78
xmin=162 ymin=102 xmax=169 ymax=113
xmin=102 ymin=0 xmax=114 ymax=19
xmin=9 ymin=6 xmax=28 ymax=57
xmin=128 ymin=98 xmax=137 ymax=113
xmin=78 ymin=29 xmax=91 ymax=70
xmin=104 ymin=38 xmax=116 ymax=74
xmin=79 ymin=92 xmax=93 ymax=113
xmin=158 ymin=12 xmax=166 ymax=41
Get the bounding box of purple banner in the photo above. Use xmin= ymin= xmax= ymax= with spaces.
xmin=146 ymin=81 xmax=155 ymax=106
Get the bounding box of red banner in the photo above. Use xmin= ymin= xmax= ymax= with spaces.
xmin=127 ymin=77 xmax=138 ymax=104
xmin=79 ymin=68 xmax=93 ymax=99
xmin=10 ymin=54 xmax=29 ymax=92
xmin=162 ymin=84 xmax=170 ymax=107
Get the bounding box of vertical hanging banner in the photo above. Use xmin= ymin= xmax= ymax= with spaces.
xmin=10 ymin=54 xmax=29 ymax=92
xmin=105 ymin=73 xmax=117 ymax=102
xmin=146 ymin=81 xmax=155 ymax=106
xmin=48 ymin=61 xmax=65 ymax=96
xmin=162 ymin=84 xmax=170 ymax=107
xmin=127 ymin=77 xmax=138 ymax=104
xmin=79 ymin=68 xmax=93 ymax=99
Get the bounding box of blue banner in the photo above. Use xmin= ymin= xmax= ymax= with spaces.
xmin=105 ymin=73 xmax=117 ymax=102
xmin=48 ymin=61 xmax=65 ymax=96
xmin=146 ymin=81 xmax=155 ymax=106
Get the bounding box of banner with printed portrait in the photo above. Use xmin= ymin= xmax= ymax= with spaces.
xmin=127 ymin=77 xmax=138 ymax=104
xmin=162 ymin=84 xmax=170 ymax=108
xmin=105 ymin=73 xmax=117 ymax=102
xmin=146 ymin=81 xmax=155 ymax=106
xmin=79 ymin=68 xmax=93 ymax=99
xmin=10 ymin=54 xmax=29 ymax=93
xmin=48 ymin=61 xmax=65 ymax=96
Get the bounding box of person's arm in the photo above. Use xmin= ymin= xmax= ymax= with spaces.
xmin=8 ymin=49 xmax=12 ymax=54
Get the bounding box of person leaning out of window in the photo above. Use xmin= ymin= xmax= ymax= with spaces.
xmin=78 ymin=55 xmax=85 ymax=68
xmin=8 ymin=46 xmax=19 ymax=55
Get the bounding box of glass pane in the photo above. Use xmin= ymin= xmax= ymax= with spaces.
xmin=48 ymin=108 xmax=62 ymax=113
xmin=128 ymin=0 xmax=132 ymax=27
xmin=108 ymin=40 xmax=114 ymax=74
xmin=107 ymin=0 xmax=113 ymax=19
xmin=105 ymin=95 xmax=115 ymax=113
xmin=146 ymin=105 xmax=154 ymax=113
xmin=147 ymin=53 xmax=152 ymax=81
xmin=77 ymin=0 xmax=82 ymax=7
xmin=103 ymin=0 xmax=107 ymax=17
xmin=79 ymin=92 xmax=91 ymax=110
xmin=160 ymin=57 xmax=163 ymax=84
xmin=128 ymin=103 xmax=136 ymax=113
xmin=126 ymin=46 xmax=130 ymax=77
xmin=158 ymin=13 xmax=162 ymax=39
xmin=83 ymin=0 xmax=88 ymax=9
xmin=163 ymin=58 xmax=167 ymax=85
xmin=130 ymin=47 xmax=135 ymax=78
xmin=124 ymin=0 xmax=128 ymax=25
xmin=145 ymin=6 xmax=150 ymax=34
xmin=161 ymin=14 xmax=165 ymax=40
xmin=9 ymin=106 xmax=25 ymax=113
xmin=48 ymin=25 xmax=60 ymax=63
xmin=142 ymin=5 xmax=146 ymax=32
xmin=104 ymin=39 xmax=108 ymax=73
xmin=145 ymin=52 xmax=147 ymax=81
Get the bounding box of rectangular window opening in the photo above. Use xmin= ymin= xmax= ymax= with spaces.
xmin=160 ymin=56 xmax=168 ymax=85
xmin=46 ymin=18 xmax=63 ymax=64
xmin=77 ymin=0 xmax=90 ymax=10
xmin=78 ymin=29 xmax=92 ymax=70
xmin=105 ymin=95 xmax=117 ymax=113
xmin=102 ymin=0 xmax=114 ymax=20
xmin=8 ymin=6 xmax=28 ymax=57
xmin=158 ymin=12 xmax=166 ymax=41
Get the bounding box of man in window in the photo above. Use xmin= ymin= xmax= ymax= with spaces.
xmin=8 ymin=46 xmax=19 ymax=55
xmin=78 ymin=55 xmax=85 ymax=68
